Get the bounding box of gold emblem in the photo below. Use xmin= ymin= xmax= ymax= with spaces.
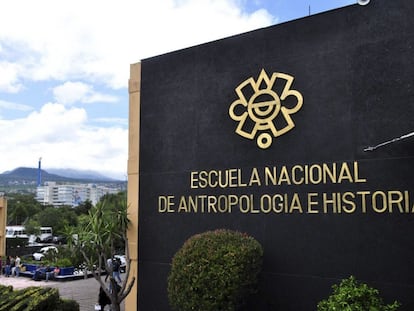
xmin=229 ymin=69 xmax=303 ymax=149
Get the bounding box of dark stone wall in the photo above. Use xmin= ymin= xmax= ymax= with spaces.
xmin=138 ymin=0 xmax=414 ymax=309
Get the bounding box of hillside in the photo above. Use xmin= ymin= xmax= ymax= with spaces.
xmin=0 ymin=167 xmax=122 ymax=193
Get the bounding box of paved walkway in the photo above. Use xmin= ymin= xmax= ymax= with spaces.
xmin=0 ymin=274 xmax=125 ymax=311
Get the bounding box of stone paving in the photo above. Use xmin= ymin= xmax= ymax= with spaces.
xmin=0 ymin=274 xmax=125 ymax=311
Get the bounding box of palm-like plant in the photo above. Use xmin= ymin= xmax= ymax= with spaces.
xmin=65 ymin=194 xmax=135 ymax=311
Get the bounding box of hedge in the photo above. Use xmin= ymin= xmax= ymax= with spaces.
xmin=0 ymin=285 xmax=79 ymax=311
xmin=168 ymin=229 xmax=263 ymax=311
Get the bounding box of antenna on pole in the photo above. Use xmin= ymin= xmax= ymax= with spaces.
xmin=37 ymin=157 xmax=42 ymax=187
xmin=363 ymin=132 xmax=414 ymax=152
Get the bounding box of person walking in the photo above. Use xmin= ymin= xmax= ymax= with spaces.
xmin=14 ymin=255 xmax=21 ymax=277
xmin=10 ymin=256 xmax=16 ymax=276
xmin=5 ymin=256 xmax=11 ymax=277
xmin=112 ymin=257 xmax=122 ymax=284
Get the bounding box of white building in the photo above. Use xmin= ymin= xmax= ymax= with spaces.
xmin=36 ymin=182 xmax=120 ymax=206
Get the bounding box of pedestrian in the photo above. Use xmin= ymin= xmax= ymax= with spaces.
xmin=112 ymin=257 xmax=122 ymax=283
xmin=98 ymin=286 xmax=111 ymax=311
xmin=15 ymin=255 xmax=21 ymax=277
xmin=10 ymin=256 xmax=15 ymax=276
xmin=32 ymin=264 xmax=45 ymax=281
xmin=5 ymin=256 xmax=11 ymax=277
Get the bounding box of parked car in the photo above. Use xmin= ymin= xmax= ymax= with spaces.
xmin=32 ymin=246 xmax=58 ymax=261
xmin=53 ymin=235 xmax=67 ymax=244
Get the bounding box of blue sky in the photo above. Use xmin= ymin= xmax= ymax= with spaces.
xmin=0 ymin=0 xmax=356 ymax=179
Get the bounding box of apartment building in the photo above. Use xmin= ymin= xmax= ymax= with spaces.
xmin=36 ymin=181 xmax=120 ymax=206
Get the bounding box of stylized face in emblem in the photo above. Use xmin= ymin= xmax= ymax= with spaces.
xmin=229 ymin=69 xmax=303 ymax=149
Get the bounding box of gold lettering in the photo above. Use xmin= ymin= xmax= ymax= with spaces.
xmin=264 ymin=167 xmax=277 ymax=186
xmin=238 ymin=169 xmax=247 ymax=187
xmin=207 ymin=196 xmax=218 ymax=212
xmin=158 ymin=195 xmax=175 ymax=213
xmin=249 ymin=168 xmax=261 ymax=186
xmin=259 ymin=195 xmax=272 ymax=213
xmin=198 ymin=171 xmax=208 ymax=188
xmin=218 ymin=170 xmax=228 ymax=188
xmin=372 ymin=191 xmax=387 ymax=213
xmin=228 ymin=195 xmax=238 ymax=210
xmin=239 ymin=195 xmax=253 ymax=213
xmin=190 ymin=172 xmax=198 ymax=189
xmin=337 ymin=192 xmax=342 ymax=213
xmin=228 ymin=169 xmax=238 ymax=187
xmin=178 ymin=196 xmax=188 ymax=212
xmin=309 ymin=164 xmax=322 ymax=184
xmin=208 ymin=171 xmax=218 ymax=188
xmin=198 ymin=195 xmax=207 ymax=212
xmin=388 ymin=191 xmax=404 ymax=213
xmin=357 ymin=191 xmax=370 ymax=213
xmin=323 ymin=192 xmax=337 ymax=213
xmin=338 ymin=163 xmax=353 ymax=183
xmin=304 ymin=165 xmax=309 ymax=184
xmin=342 ymin=192 xmax=356 ymax=213
xmin=289 ymin=193 xmax=303 ymax=213
xmin=272 ymin=194 xmax=285 ymax=213
xmin=353 ymin=161 xmax=367 ymax=183
xmin=279 ymin=166 xmax=291 ymax=185
xmin=292 ymin=165 xmax=304 ymax=185
xmin=322 ymin=163 xmax=336 ymax=184
xmin=188 ymin=196 xmax=197 ymax=212
xmin=307 ymin=193 xmax=319 ymax=213
xmin=405 ymin=191 xmax=411 ymax=213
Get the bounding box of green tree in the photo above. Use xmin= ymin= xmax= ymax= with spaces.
xmin=74 ymin=199 xmax=93 ymax=216
xmin=24 ymin=218 xmax=41 ymax=236
xmin=33 ymin=206 xmax=78 ymax=235
xmin=65 ymin=192 xmax=134 ymax=311
xmin=6 ymin=193 xmax=42 ymax=225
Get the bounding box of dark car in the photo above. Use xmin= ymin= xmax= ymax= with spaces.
xmin=53 ymin=236 xmax=67 ymax=245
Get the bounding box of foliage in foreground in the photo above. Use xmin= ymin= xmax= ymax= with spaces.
xmin=317 ymin=276 xmax=400 ymax=311
xmin=0 ymin=285 xmax=79 ymax=311
xmin=65 ymin=193 xmax=135 ymax=311
xmin=168 ymin=229 xmax=263 ymax=311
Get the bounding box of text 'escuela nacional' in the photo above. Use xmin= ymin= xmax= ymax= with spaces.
xmin=190 ymin=161 xmax=366 ymax=188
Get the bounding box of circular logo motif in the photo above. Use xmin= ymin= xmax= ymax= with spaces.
xmin=229 ymin=69 xmax=303 ymax=149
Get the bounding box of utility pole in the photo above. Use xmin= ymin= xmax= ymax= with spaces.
xmin=37 ymin=157 xmax=42 ymax=187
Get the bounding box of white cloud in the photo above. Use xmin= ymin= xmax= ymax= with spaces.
xmin=0 ymin=103 xmax=127 ymax=178
xmin=0 ymin=61 xmax=23 ymax=93
xmin=0 ymin=0 xmax=274 ymax=178
xmin=52 ymin=81 xmax=118 ymax=105
xmin=93 ymin=117 xmax=128 ymax=127
xmin=0 ymin=99 xmax=33 ymax=112
xmin=0 ymin=0 xmax=274 ymax=91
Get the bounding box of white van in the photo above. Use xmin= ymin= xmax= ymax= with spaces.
xmin=38 ymin=227 xmax=53 ymax=242
xmin=5 ymin=226 xmax=28 ymax=238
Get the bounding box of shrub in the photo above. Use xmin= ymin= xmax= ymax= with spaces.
xmin=58 ymin=298 xmax=80 ymax=311
xmin=317 ymin=276 xmax=400 ymax=311
xmin=0 ymin=285 xmax=78 ymax=311
xmin=25 ymin=287 xmax=60 ymax=311
xmin=167 ymin=229 xmax=263 ymax=311
xmin=55 ymin=258 xmax=73 ymax=268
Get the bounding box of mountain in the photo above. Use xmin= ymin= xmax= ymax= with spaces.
xmin=45 ymin=168 xmax=118 ymax=181
xmin=0 ymin=167 xmax=121 ymax=186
